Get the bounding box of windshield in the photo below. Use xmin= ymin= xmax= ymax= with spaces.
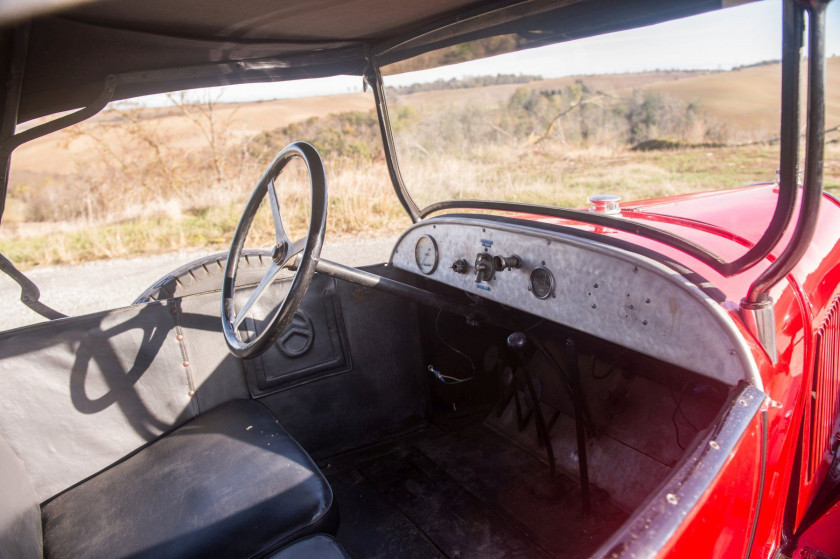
xmin=381 ymin=1 xmax=838 ymax=212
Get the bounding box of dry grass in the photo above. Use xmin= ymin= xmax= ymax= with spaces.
xmin=0 ymin=155 xmax=408 ymax=268
xmin=4 ymin=140 xmax=836 ymax=270
xmin=399 ymin=142 xmax=800 ymax=209
xmin=3 ymin=61 xmax=838 ymax=270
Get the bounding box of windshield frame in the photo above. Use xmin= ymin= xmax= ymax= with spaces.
xmin=367 ymin=0 xmax=826 ymax=287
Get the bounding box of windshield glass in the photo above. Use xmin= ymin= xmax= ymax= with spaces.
xmin=0 ymin=77 xmax=397 ymax=329
xmin=380 ymin=1 xmax=838 ymax=212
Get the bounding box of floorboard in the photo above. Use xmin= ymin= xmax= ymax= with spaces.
xmin=326 ymin=424 xmax=627 ymax=558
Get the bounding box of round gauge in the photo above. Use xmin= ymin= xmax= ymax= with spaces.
xmin=414 ymin=235 xmax=439 ymax=275
xmin=529 ymin=266 xmax=555 ymax=299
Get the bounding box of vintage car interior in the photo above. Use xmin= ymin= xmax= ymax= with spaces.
xmin=0 ymin=0 xmax=835 ymax=558
xmin=0 ymin=151 xmax=752 ymax=558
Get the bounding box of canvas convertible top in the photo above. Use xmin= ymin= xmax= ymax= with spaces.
xmin=1 ymin=0 xmax=737 ymax=123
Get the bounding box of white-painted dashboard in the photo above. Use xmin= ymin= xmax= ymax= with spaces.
xmin=389 ymin=216 xmax=759 ymax=387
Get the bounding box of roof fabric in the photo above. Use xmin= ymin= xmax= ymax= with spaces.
xmin=2 ymin=0 xmax=726 ymax=123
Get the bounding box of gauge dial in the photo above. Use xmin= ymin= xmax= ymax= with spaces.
xmin=414 ymin=235 xmax=439 ymax=275
xmin=530 ymin=266 xmax=555 ymax=299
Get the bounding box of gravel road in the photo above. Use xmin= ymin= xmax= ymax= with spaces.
xmin=0 ymin=235 xmax=400 ymax=331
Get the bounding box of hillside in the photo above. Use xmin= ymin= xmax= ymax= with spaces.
xmin=3 ymin=59 xmax=838 ymax=268
xmin=644 ymin=57 xmax=840 ymax=138
xmin=12 ymin=92 xmax=375 ymax=178
xmin=13 ymin=58 xmax=839 ymax=181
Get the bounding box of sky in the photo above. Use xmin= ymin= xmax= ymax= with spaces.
xmin=131 ymin=0 xmax=839 ymax=107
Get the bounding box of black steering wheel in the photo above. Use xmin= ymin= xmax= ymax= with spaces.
xmin=222 ymin=142 xmax=327 ymax=359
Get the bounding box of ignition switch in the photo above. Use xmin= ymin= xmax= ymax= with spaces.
xmin=474 ymin=253 xmax=494 ymax=283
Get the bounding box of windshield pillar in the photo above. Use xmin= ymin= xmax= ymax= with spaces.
xmin=366 ymin=62 xmax=421 ymax=223
xmin=745 ymin=0 xmax=830 ymax=304
xmin=0 ymin=24 xmax=28 ymax=227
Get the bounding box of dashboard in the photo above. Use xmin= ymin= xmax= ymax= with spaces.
xmin=390 ymin=216 xmax=757 ymax=387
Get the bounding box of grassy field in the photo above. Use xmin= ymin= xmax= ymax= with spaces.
xmin=3 ymin=142 xmax=836 ymax=270
xmin=2 ymin=59 xmax=838 ymax=269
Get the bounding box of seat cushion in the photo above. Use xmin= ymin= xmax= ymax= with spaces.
xmin=265 ymin=535 xmax=350 ymax=559
xmin=42 ymin=399 xmax=336 ymax=559
xmin=0 ymin=434 xmax=42 ymax=559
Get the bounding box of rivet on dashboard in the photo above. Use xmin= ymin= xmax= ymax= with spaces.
xmin=591 ymin=304 xmax=597 ymax=309
xmin=642 ymin=320 xmax=648 ymax=326
xmin=645 ymin=298 xmax=651 ymax=304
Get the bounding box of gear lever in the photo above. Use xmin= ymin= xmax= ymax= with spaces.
xmin=562 ymin=337 xmax=591 ymax=514
xmin=506 ymin=332 xmax=556 ymax=478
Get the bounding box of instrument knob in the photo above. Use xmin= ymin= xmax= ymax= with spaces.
xmin=451 ymin=259 xmax=469 ymax=274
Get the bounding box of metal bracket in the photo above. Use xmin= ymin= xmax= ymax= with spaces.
xmin=0 ymin=253 xmax=65 ymax=320
xmin=740 ymin=297 xmax=777 ymax=364
xmin=0 ymin=74 xmax=117 ymax=154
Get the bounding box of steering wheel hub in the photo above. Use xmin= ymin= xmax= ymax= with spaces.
xmin=271 ymin=242 xmax=288 ymax=265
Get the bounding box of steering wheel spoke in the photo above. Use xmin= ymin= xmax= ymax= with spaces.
xmin=267 ymin=178 xmax=290 ymax=245
xmin=285 ymin=238 xmax=306 ymax=264
xmin=221 ymin=142 xmax=328 ymax=359
xmin=232 ymin=262 xmax=283 ymax=330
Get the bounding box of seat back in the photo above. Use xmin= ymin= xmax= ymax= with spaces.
xmin=0 ymin=433 xmax=42 ymax=559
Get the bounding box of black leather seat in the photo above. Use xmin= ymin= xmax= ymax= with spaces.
xmin=265 ymin=535 xmax=350 ymax=559
xmin=37 ymin=399 xmax=336 ymax=559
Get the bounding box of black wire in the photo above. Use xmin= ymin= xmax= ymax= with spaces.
xmin=670 ymin=380 xmax=702 ymax=429
xmin=434 ymin=309 xmax=477 ymax=378
xmin=524 ymin=317 xmax=544 ymax=332
xmin=593 ymin=349 xmax=627 ymax=380
xmin=671 ymin=382 xmax=701 ymax=450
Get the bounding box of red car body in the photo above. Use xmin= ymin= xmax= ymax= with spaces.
xmin=0 ymin=0 xmax=837 ymax=557
xmin=515 ymin=185 xmax=840 ymax=557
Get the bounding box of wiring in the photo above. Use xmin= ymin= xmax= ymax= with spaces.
xmin=524 ymin=317 xmax=544 ymax=332
xmin=429 ymin=309 xmax=476 ymax=383
xmin=427 ymin=364 xmax=473 ymax=384
xmin=647 ymin=361 xmax=706 ymax=450
xmin=592 ymin=349 xmax=628 ymax=380
xmin=671 ymin=382 xmax=702 ymax=450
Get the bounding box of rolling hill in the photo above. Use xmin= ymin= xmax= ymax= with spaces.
xmin=10 ymin=57 xmax=838 ymax=187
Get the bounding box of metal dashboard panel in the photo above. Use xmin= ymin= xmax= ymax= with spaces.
xmin=390 ymin=217 xmax=755 ymax=386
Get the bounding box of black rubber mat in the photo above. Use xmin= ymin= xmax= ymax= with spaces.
xmin=326 ymin=424 xmax=627 ymax=558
